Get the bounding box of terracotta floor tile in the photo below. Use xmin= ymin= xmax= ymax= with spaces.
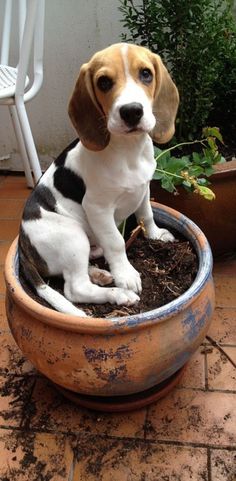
xmin=0 ymin=219 xmax=20 ymax=241
xmin=0 ymin=176 xmax=31 ymax=199
xmin=0 ymin=331 xmax=36 ymax=375
xmin=0 ymin=429 xmax=73 ymax=481
xmin=0 ymin=175 xmax=6 ymax=184
xmin=0 ymin=241 xmax=11 ymax=265
xmin=224 ymin=346 xmax=236 ymax=364
xmin=214 ymin=276 xmax=236 ymax=308
xmin=207 ymin=346 xmax=236 ymax=391
xmin=211 ymin=449 xmax=236 ymax=481
xmin=146 ymin=389 xmax=236 ymax=447
xmin=178 ymin=348 xmax=206 ymax=389
xmin=208 ymin=307 xmax=236 ymax=345
xmin=29 ymin=376 xmax=146 ymax=438
xmin=0 ymin=297 xmax=9 ymax=331
xmin=0 ymin=374 xmax=35 ymax=428
xmin=1 ymin=176 xmax=27 ymax=185
xmin=213 ymin=256 xmax=236 ymax=276
xmin=0 ymin=198 xmax=25 ymax=219
xmin=72 ymin=436 xmax=208 ymax=481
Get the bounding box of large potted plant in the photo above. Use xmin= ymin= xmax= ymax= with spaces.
xmin=4 ymin=202 xmax=215 ymax=411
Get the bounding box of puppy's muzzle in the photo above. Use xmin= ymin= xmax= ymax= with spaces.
xmin=119 ymin=102 xmax=144 ymax=127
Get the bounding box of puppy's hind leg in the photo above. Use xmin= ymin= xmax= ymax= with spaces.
xmin=88 ymin=266 xmax=113 ymax=286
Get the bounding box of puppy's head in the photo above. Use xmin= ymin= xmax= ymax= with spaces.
xmin=68 ymin=43 xmax=179 ymax=151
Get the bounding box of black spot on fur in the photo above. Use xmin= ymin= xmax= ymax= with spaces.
xmin=22 ymin=184 xmax=57 ymax=221
xmin=55 ymin=138 xmax=79 ymax=167
xmin=53 ymin=166 xmax=86 ymax=204
xmin=19 ymin=228 xmax=49 ymax=288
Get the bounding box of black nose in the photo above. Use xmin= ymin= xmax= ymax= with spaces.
xmin=119 ymin=102 xmax=144 ymax=127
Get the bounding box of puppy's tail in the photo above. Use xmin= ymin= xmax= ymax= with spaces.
xmin=19 ymin=247 xmax=87 ymax=317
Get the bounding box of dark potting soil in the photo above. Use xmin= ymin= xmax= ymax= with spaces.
xmin=20 ymin=233 xmax=198 ymax=318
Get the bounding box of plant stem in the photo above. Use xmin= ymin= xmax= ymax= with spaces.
xmin=155 ymin=139 xmax=207 ymax=162
xmin=155 ymin=168 xmax=183 ymax=179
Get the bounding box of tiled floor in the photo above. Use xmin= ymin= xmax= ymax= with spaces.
xmin=0 ymin=175 xmax=236 ymax=481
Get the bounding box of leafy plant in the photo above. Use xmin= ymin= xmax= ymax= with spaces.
xmin=153 ymin=127 xmax=225 ymax=200
xmin=119 ymin=0 xmax=236 ymax=141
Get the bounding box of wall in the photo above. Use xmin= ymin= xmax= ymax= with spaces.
xmin=0 ymin=0 xmax=123 ymax=171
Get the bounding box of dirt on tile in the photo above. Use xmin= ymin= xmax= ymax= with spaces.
xmin=211 ymin=450 xmax=236 ymax=481
xmin=1 ymin=430 xmax=71 ymax=481
xmin=0 ymin=374 xmax=35 ymax=426
xmin=70 ymin=434 xmax=208 ymax=481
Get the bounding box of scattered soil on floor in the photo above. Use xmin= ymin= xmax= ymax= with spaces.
xmin=20 ymin=233 xmax=198 ymax=318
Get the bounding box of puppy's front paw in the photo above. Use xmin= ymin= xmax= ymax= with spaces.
xmin=109 ymin=288 xmax=140 ymax=306
xmin=113 ymin=265 xmax=142 ymax=294
xmin=147 ymin=225 xmax=175 ymax=242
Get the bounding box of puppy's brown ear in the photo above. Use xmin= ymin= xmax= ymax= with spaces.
xmin=151 ymin=55 xmax=179 ymax=144
xmin=68 ymin=63 xmax=110 ymax=151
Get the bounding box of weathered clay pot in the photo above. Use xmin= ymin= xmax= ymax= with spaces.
xmin=4 ymin=203 xmax=215 ymax=409
xmin=151 ymin=159 xmax=236 ymax=257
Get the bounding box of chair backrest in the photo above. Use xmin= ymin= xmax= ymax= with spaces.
xmin=0 ymin=0 xmax=45 ymax=101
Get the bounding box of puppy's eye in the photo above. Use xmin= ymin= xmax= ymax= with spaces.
xmin=97 ymin=75 xmax=113 ymax=92
xmin=139 ymin=68 xmax=153 ymax=84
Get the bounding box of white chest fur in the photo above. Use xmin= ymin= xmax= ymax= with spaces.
xmin=66 ymin=134 xmax=156 ymax=224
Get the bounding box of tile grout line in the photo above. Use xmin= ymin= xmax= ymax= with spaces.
xmin=0 ymin=424 xmax=236 ymax=451
xmin=204 ymin=351 xmax=209 ymax=391
xmin=206 ymin=335 xmax=236 ymax=368
xmin=207 ymin=447 xmax=212 ymax=481
xmin=175 ymin=386 xmax=236 ymax=394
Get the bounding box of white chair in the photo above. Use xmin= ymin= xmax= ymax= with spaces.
xmin=0 ymin=0 xmax=45 ymax=187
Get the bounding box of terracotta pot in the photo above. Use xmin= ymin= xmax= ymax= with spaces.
xmin=151 ymin=159 xmax=236 ymax=257
xmin=4 ymin=203 xmax=215 ymax=402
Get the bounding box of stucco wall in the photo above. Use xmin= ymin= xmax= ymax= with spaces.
xmin=0 ymin=0 xmax=123 ymax=170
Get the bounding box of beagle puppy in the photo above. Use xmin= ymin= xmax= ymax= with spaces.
xmin=19 ymin=43 xmax=179 ymax=316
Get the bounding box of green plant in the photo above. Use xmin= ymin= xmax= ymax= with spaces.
xmin=119 ymin=128 xmax=224 ymax=237
xmin=119 ymin=0 xmax=236 ymax=141
xmin=153 ymin=127 xmax=225 ymax=200
xmin=208 ymin=24 xmax=236 ymax=143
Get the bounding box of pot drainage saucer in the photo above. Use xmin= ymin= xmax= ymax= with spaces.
xmin=53 ymin=366 xmax=185 ymax=412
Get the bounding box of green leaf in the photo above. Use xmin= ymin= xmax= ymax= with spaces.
xmin=192 ymin=152 xmax=202 ymax=164
xmin=203 ymin=166 xmax=214 ymax=177
xmin=156 ymin=150 xmax=171 ymax=169
xmin=202 ymin=127 xmax=224 ymax=144
xmin=196 ymin=177 xmax=210 ymax=186
xmin=153 ymin=170 xmax=164 ymax=180
xmin=165 ymin=157 xmax=190 ymax=173
xmin=182 ymin=180 xmax=192 ymax=189
xmin=198 ymin=186 xmax=216 ymax=200
xmin=218 ymin=156 xmax=226 ymax=164
xmin=154 ymin=146 xmax=163 ymax=157
xmin=188 ymin=165 xmax=204 ymax=177
xmin=207 ymin=137 xmax=217 ymax=152
xmin=161 ymin=176 xmax=176 ymax=192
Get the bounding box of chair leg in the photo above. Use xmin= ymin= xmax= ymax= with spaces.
xmin=9 ymin=105 xmax=34 ymax=188
xmin=15 ymin=97 xmax=42 ymax=184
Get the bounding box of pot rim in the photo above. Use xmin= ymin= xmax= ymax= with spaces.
xmin=4 ymin=202 xmax=213 ymax=334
